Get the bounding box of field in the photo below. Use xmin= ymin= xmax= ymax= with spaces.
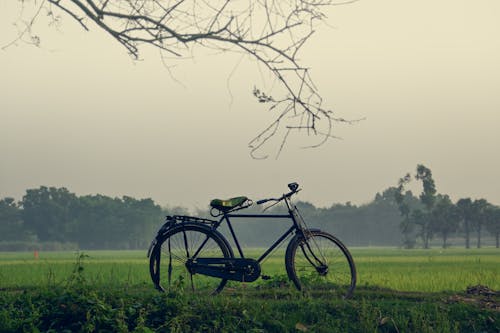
xmin=1 ymin=248 xmax=499 ymax=332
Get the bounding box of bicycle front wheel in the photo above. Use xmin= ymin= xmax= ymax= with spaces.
xmin=285 ymin=230 xmax=356 ymax=299
xmin=149 ymin=224 xmax=233 ymax=294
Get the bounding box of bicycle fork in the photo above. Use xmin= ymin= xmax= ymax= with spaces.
xmin=299 ymin=240 xmax=329 ymax=276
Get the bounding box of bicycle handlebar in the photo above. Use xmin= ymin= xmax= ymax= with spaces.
xmin=256 ymin=199 xmax=271 ymax=205
xmin=256 ymin=183 xmax=301 ymax=205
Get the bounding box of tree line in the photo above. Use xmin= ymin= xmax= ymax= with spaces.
xmin=394 ymin=164 xmax=500 ymax=249
xmin=0 ymin=187 xmax=165 ymax=250
xmin=1 ymin=167 xmax=499 ymax=250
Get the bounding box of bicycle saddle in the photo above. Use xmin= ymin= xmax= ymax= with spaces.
xmin=210 ymin=196 xmax=249 ymax=211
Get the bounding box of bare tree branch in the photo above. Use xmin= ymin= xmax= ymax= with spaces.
xmin=6 ymin=0 xmax=360 ymax=157
xmin=2 ymin=0 xmax=47 ymax=50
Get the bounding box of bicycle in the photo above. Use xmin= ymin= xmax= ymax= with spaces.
xmin=147 ymin=182 xmax=356 ymax=298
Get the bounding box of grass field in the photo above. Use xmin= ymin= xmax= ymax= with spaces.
xmin=1 ymin=248 xmax=499 ymax=332
xmin=1 ymin=248 xmax=499 ymax=292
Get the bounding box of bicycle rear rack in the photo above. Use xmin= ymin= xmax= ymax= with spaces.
xmin=157 ymin=215 xmax=217 ymax=234
xmin=166 ymin=215 xmax=217 ymax=224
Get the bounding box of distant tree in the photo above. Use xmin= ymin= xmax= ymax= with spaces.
xmin=415 ymin=165 xmax=437 ymax=211
xmin=484 ymin=205 xmax=500 ymax=248
xmin=73 ymin=194 xmax=162 ymax=249
xmin=21 ymin=186 xmax=79 ymax=242
xmin=375 ymin=187 xmax=405 ymax=208
xmin=456 ymin=198 xmax=475 ymax=249
xmin=414 ymin=165 xmax=439 ymax=249
xmin=394 ymin=175 xmax=418 ymax=248
xmin=120 ymin=196 xmax=163 ymax=249
xmin=395 ymin=165 xmax=441 ymax=249
xmin=0 ymin=198 xmax=23 ymax=241
xmin=7 ymin=0 xmax=359 ymax=156
xmin=72 ymin=194 xmax=124 ymax=248
xmin=431 ymin=195 xmax=460 ymax=248
xmin=471 ymin=199 xmax=490 ymax=248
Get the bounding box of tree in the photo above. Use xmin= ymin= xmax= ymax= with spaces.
xmin=394 ymin=174 xmax=418 ymax=248
xmin=21 ymin=186 xmax=79 ymax=242
xmin=414 ymin=165 xmax=438 ymax=249
xmin=395 ymin=165 xmax=437 ymax=249
xmin=71 ymin=194 xmax=124 ymax=248
xmin=7 ymin=0 xmax=358 ymax=157
xmin=484 ymin=205 xmax=500 ymax=248
xmin=393 ymin=165 xmax=467 ymax=249
xmin=72 ymin=194 xmax=163 ymax=249
xmin=119 ymin=196 xmax=163 ymax=249
xmin=471 ymin=199 xmax=489 ymax=248
xmin=0 ymin=198 xmax=23 ymax=241
xmin=456 ymin=198 xmax=474 ymax=249
xmin=431 ymin=195 xmax=459 ymax=248
xmin=415 ymin=164 xmax=437 ymax=211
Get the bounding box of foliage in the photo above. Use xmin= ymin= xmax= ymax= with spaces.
xmin=457 ymin=198 xmax=475 ymax=249
xmin=394 ymin=165 xmax=437 ymax=248
xmin=393 ymin=164 xmax=500 ymax=249
xmin=1 ymin=186 xmax=164 ymax=250
xmin=485 ymin=206 xmax=500 ymax=248
xmin=0 ymin=282 xmax=498 ymax=332
xmin=471 ymin=199 xmax=490 ymax=249
xmin=22 ymin=186 xmax=79 ymax=243
xmin=415 ymin=165 xmax=436 ymax=211
xmin=431 ymin=195 xmax=460 ymax=248
xmin=0 ymin=198 xmax=24 ymax=241
xmin=2 ymin=181 xmax=500 ymax=250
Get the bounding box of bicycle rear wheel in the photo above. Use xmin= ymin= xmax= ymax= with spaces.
xmin=285 ymin=230 xmax=356 ymax=299
xmin=149 ymin=223 xmax=233 ymax=294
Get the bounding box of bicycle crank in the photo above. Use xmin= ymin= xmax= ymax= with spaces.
xmin=185 ymin=258 xmax=261 ymax=282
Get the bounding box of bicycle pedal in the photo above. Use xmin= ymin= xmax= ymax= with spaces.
xmin=261 ymin=275 xmax=271 ymax=280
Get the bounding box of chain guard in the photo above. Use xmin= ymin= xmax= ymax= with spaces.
xmin=186 ymin=258 xmax=261 ymax=282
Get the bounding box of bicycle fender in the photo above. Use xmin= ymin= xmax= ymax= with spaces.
xmin=146 ymin=219 xmax=175 ymax=258
xmin=146 ymin=238 xmax=157 ymax=258
xmin=156 ymin=217 xmax=177 ymax=236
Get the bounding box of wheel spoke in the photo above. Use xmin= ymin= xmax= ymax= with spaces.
xmin=286 ymin=231 xmax=356 ymax=298
xmin=150 ymin=225 xmax=232 ymax=294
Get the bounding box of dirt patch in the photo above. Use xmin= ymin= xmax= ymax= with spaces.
xmin=447 ymin=285 xmax=499 ymax=312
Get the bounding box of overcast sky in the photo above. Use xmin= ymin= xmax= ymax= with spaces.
xmin=1 ymin=0 xmax=499 ymax=210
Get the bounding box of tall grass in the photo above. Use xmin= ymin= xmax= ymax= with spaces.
xmin=1 ymin=248 xmax=499 ymax=292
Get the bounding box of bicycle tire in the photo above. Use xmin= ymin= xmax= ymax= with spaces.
xmin=149 ymin=223 xmax=233 ymax=294
xmin=285 ymin=230 xmax=356 ymax=299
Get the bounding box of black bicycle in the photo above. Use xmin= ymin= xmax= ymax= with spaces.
xmin=148 ymin=183 xmax=356 ymax=298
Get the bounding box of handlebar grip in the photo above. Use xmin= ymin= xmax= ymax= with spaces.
xmin=256 ymin=199 xmax=269 ymax=205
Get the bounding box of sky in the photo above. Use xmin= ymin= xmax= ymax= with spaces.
xmin=1 ymin=0 xmax=500 ymax=211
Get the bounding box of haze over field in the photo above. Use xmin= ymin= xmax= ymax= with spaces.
xmin=1 ymin=0 xmax=500 ymax=209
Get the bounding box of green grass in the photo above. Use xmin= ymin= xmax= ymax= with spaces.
xmin=0 ymin=250 xmax=150 ymax=289
xmin=353 ymin=247 xmax=500 ymax=292
xmin=1 ymin=248 xmax=499 ymax=292
xmin=0 ymin=248 xmax=499 ymax=332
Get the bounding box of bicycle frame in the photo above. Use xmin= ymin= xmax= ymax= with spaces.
xmin=210 ymin=196 xmax=306 ymax=263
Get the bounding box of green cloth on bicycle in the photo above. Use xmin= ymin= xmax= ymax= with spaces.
xmin=210 ymin=196 xmax=248 ymax=211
